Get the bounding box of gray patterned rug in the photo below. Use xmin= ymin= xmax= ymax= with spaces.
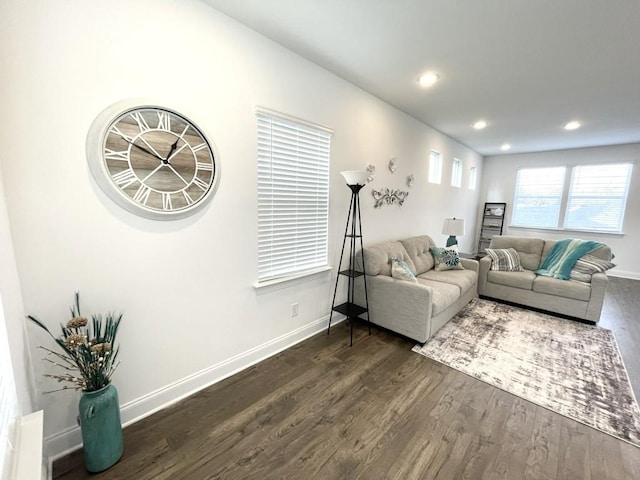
xmin=412 ymin=298 xmax=640 ymax=447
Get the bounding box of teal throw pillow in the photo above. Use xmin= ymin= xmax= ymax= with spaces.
xmin=430 ymin=245 xmax=464 ymax=272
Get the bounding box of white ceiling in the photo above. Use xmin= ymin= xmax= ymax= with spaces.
xmin=203 ymin=0 xmax=640 ymax=156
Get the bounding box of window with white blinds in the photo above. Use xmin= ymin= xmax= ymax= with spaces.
xmin=512 ymin=167 xmax=566 ymax=228
xmin=428 ymin=150 xmax=442 ymax=184
xmin=256 ymin=109 xmax=331 ymax=282
xmin=564 ymin=163 xmax=632 ymax=232
xmin=512 ymin=163 xmax=633 ymax=233
xmin=451 ymin=158 xmax=462 ymax=187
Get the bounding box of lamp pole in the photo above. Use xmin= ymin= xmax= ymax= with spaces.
xmin=328 ymin=172 xmax=371 ymax=346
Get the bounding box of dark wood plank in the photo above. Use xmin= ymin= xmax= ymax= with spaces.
xmin=555 ymin=417 xmax=591 ymax=480
xmin=53 ymin=278 xmax=640 ymax=480
xmin=483 ymin=396 xmax=536 ymax=479
xmin=588 ymin=425 xmax=627 ymax=480
xmin=524 ymin=407 xmax=561 ymax=480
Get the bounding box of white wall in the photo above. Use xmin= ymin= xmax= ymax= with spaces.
xmin=481 ymin=143 xmax=640 ymax=278
xmin=0 ymin=0 xmax=482 ymax=459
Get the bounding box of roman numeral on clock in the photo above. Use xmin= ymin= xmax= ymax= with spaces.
xmin=192 ymin=143 xmax=208 ymax=153
xmin=133 ymin=184 xmax=152 ymax=204
xmin=162 ymin=193 xmax=172 ymax=210
xmin=192 ymin=176 xmax=209 ymax=191
xmin=130 ymin=112 xmax=150 ymax=132
xmin=157 ymin=111 xmax=171 ymax=131
xmin=105 ymin=149 xmax=129 ymax=162
xmin=196 ymin=162 xmax=213 ymax=171
xmin=182 ymin=190 xmax=194 ymax=205
xmin=112 ymin=168 xmax=137 ymax=188
xmin=110 ymin=126 xmax=134 ymax=143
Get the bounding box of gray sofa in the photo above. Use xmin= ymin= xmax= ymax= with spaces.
xmin=354 ymin=235 xmax=478 ymax=343
xmin=478 ymin=236 xmax=613 ymax=323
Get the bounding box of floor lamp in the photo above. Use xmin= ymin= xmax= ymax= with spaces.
xmin=328 ymin=171 xmax=371 ymax=346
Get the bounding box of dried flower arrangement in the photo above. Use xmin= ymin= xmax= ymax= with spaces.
xmin=27 ymin=292 xmax=122 ymax=393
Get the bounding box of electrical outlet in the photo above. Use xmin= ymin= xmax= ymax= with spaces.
xmin=291 ymin=302 xmax=299 ymax=317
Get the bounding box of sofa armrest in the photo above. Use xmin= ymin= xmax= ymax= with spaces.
xmin=585 ymin=272 xmax=609 ymax=322
xmin=355 ymin=274 xmax=434 ymax=342
xmin=461 ymin=258 xmax=479 ymax=274
xmin=478 ymin=256 xmax=492 ymax=295
xmin=590 ymin=272 xmax=609 ymax=289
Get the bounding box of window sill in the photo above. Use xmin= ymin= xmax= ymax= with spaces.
xmin=508 ymin=225 xmax=625 ymax=237
xmin=254 ymin=266 xmax=333 ymax=290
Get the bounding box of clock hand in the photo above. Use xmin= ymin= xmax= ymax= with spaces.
xmin=124 ymin=139 xmax=167 ymax=164
xmin=165 ymin=143 xmax=189 ymax=164
xmin=164 ymin=138 xmax=180 ymax=163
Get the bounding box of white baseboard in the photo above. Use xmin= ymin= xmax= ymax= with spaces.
xmin=608 ymin=270 xmax=640 ymax=280
xmin=45 ymin=314 xmax=343 ymax=463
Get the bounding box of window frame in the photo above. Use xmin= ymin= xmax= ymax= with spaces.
xmin=563 ymin=163 xmax=633 ymax=233
xmin=451 ymin=158 xmax=462 ymax=188
xmin=255 ymin=107 xmax=332 ymax=285
xmin=468 ymin=165 xmax=477 ymax=190
xmin=428 ymin=150 xmax=443 ymax=184
xmin=512 ymin=166 xmax=566 ymax=230
xmin=511 ymin=162 xmax=633 ymax=234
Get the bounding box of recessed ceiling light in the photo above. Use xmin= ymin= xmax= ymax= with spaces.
xmin=564 ymin=121 xmax=581 ymax=130
xmin=473 ymin=120 xmax=488 ymax=130
xmin=501 ymin=143 xmax=511 ymax=151
xmin=417 ymin=72 xmax=439 ymax=87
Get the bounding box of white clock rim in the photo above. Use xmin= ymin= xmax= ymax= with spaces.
xmin=106 ymin=107 xmax=215 ymax=200
xmin=86 ymin=99 xmax=220 ymax=221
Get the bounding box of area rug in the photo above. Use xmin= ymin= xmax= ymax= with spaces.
xmin=412 ymin=298 xmax=640 ymax=447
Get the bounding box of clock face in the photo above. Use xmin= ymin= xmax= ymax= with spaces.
xmin=88 ymin=104 xmax=218 ymax=219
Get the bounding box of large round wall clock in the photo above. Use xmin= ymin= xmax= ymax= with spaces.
xmin=86 ymin=101 xmax=219 ymax=220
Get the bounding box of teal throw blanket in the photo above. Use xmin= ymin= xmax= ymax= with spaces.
xmin=535 ymin=239 xmax=605 ymax=280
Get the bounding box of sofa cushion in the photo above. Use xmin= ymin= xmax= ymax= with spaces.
xmin=489 ymin=236 xmax=545 ymax=271
xmin=533 ymin=276 xmax=591 ymax=301
xmin=400 ymin=235 xmax=436 ymax=274
xmin=420 ymin=269 xmax=477 ymax=295
xmin=570 ymin=254 xmax=616 ymax=283
xmin=487 ymin=270 xmax=536 ymax=290
xmin=486 ymin=248 xmax=524 ymax=272
xmin=415 ymin=278 xmax=460 ymax=315
xmin=430 ymin=245 xmax=464 ymax=271
xmin=361 ymin=241 xmax=416 ymax=276
xmin=391 ymin=258 xmax=418 ymax=283
xmin=540 ymin=240 xmax=556 ymax=266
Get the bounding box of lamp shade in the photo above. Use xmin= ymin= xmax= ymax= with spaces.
xmin=442 ymin=218 xmax=465 ymax=236
xmin=340 ymin=171 xmax=369 ymax=186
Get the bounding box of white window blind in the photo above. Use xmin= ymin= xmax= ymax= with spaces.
xmin=468 ymin=166 xmax=477 ymax=190
xmin=451 ymin=158 xmax=462 ymax=187
xmin=512 ymin=166 xmax=566 ymax=228
xmin=564 ymin=163 xmax=632 ymax=233
xmin=428 ymin=150 xmax=442 ymax=184
xmin=257 ymin=109 xmax=331 ymax=282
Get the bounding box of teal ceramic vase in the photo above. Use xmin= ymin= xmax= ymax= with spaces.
xmin=78 ymin=383 xmax=124 ymax=472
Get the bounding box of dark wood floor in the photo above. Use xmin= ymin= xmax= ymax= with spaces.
xmin=53 ymin=277 xmax=640 ymax=479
